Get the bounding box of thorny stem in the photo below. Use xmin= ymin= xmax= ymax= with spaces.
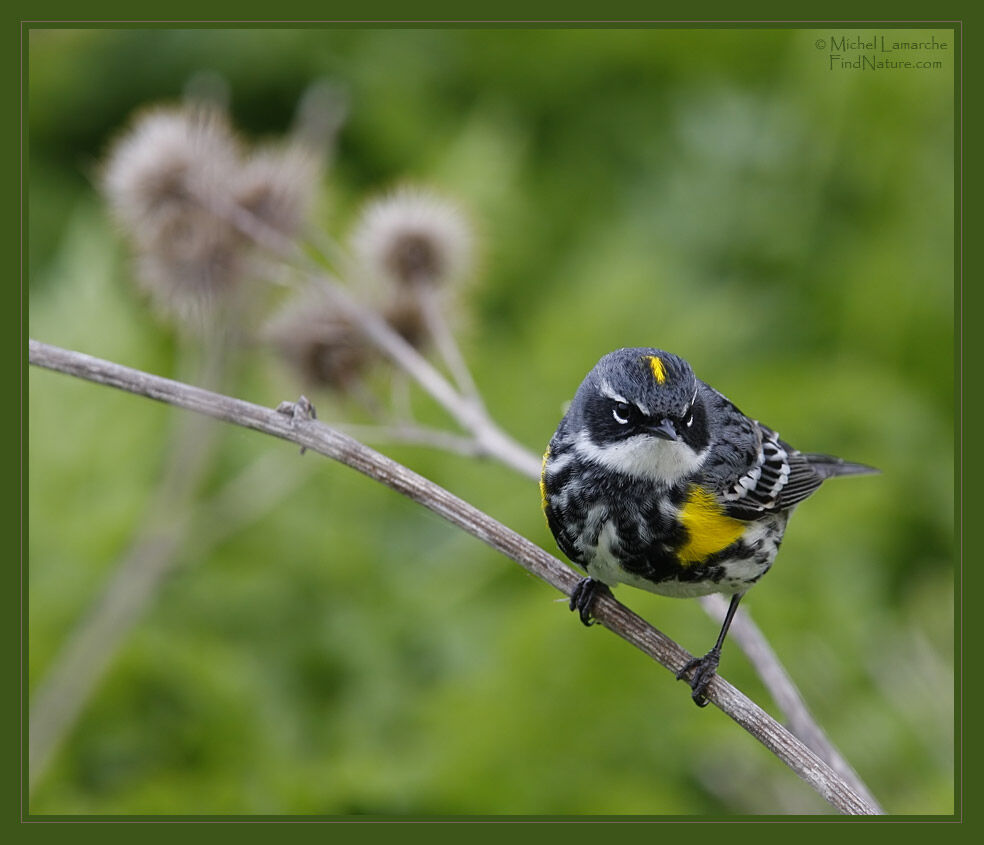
xmin=29 ymin=339 xmax=881 ymax=816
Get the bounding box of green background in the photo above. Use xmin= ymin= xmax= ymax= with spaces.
xmin=27 ymin=27 xmax=954 ymax=815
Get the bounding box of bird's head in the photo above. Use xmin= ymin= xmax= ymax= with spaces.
xmin=566 ymin=348 xmax=710 ymax=483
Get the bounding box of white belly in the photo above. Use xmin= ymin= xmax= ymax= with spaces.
xmin=583 ymin=518 xmax=775 ymax=598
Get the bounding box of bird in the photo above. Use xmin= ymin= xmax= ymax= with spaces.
xmin=540 ymin=348 xmax=877 ymax=706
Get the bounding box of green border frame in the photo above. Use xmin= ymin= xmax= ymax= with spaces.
xmin=15 ymin=8 xmax=971 ymax=831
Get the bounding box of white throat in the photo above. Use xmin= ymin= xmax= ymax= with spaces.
xmin=573 ymin=430 xmax=706 ymax=485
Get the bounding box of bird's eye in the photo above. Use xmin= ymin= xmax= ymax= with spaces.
xmin=683 ymin=408 xmax=694 ymax=428
xmin=613 ymin=402 xmax=633 ymax=425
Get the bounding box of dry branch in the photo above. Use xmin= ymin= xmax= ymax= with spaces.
xmin=28 ymin=339 xmax=882 ymax=815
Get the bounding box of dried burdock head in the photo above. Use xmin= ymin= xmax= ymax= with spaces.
xmin=351 ymin=187 xmax=474 ymax=289
xmin=134 ymin=225 xmax=247 ymax=322
xmin=234 ymin=144 xmax=322 ymax=240
xmin=263 ymin=288 xmax=374 ymax=392
xmin=102 ymin=105 xmax=242 ymax=253
xmin=102 ymin=105 xmax=249 ymax=317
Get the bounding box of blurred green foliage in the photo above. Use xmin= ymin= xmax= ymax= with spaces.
xmin=28 ymin=27 xmax=954 ymax=815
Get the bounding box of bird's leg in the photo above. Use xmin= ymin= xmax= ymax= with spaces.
xmin=676 ymin=592 xmax=744 ymax=707
xmin=569 ymin=577 xmax=612 ymax=627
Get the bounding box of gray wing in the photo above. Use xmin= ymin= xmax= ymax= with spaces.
xmin=697 ymin=386 xmax=825 ymax=521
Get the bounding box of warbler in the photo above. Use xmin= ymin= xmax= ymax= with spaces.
xmin=541 ymin=348 xmax=876 ymax=706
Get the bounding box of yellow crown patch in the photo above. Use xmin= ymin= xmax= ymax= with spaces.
xmin=647 ymin=355 xmax=667 ymax=384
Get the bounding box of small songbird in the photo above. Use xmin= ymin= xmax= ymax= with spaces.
xmin=540 ymin=348 xmax=877 ymax=706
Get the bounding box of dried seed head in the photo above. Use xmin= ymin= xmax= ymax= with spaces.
xmin=264 ymin=289 xmax=374 ymax=392
xmin=351 ymin=188 xmax=473 ymax=289
xmin=102 ymin=105 xmax=242 ymax=252
xmin=102 ymin=105 xmax=252 ymax=319
xmin=133 ymin=225 xmax=248 ymax=320
xmin=234 ymin=144 xmax=322 ymax=240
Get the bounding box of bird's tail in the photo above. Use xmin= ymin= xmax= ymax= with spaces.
xmin=803 ymin=453 xmax=880 ymax=479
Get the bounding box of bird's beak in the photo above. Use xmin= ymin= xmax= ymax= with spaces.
xmin=649 ymin=418 xmax=679 ymax=441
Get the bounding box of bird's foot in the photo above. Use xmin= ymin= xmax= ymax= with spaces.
xmin=569 ymin=577 xmax=611 ymax=627
xmin=675 ymin=648 xmax=721 ymax=708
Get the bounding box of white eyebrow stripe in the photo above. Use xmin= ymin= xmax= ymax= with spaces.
xmin=634 ymin=401 xmax=650 ymax=416
xmin=599 ymin=380 xmax=628 ymax=404
xmin=679 ymin=385 xmax=699 ymax=418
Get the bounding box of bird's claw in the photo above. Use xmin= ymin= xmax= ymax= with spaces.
xmin=569 ymin=577 xmax=611 ymax=627
xmin=676 ymin=649 xmax=721 ymax=708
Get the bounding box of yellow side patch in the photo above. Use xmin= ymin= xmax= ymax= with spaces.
xmin=677 ymin=486 xmax=745 ymax=564
xmin=647 ymin=355 xmax=667 ymax=384
xmin=539 ymin=445 xmax=550 ymax=511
